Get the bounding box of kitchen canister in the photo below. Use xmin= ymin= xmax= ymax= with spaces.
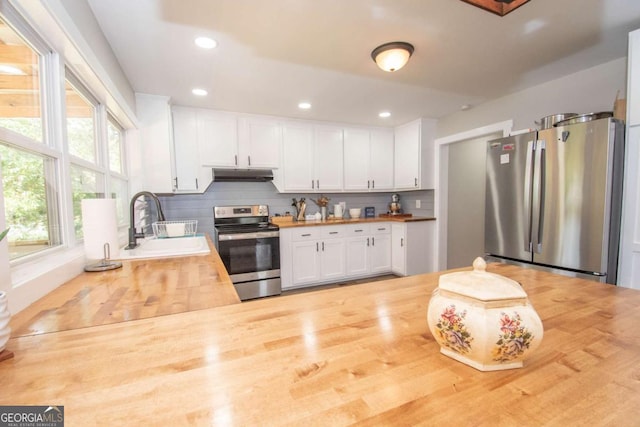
xmin=0 ymin=291 xmax=10 ymax=353
xmin=427 ymin=257 xmax=543 ymax=371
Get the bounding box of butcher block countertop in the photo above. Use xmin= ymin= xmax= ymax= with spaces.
xmin=275 ymin=215 xmax=436 ymax=228
xmin=8 ymin=235 xmax=240 ymax=336
xmin=3 ymin=261 xmax=640 ymax=425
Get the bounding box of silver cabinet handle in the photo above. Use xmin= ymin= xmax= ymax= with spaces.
xmin=367 ymin=180 xmax=370 ymax=189
xmin=372 ymin=236 xmax=375 ymax=245
xmin=322 ymin=242 xmax=325 ymax=251
xmin=414 ymin=178 xmax=418 ymax=187
xmin=312 ymin=180 xmax=315 ymax=189
xmin=355 ymin=229 xmax=363 ymax=233
xmin=401 ymin=238 xmax=404 ymax=247
xmin=248 ymin=155 xmax=251 ymax=166
xmin=195 ymin=178 xmax=198 ymax=189
xmin=367 ymin=237 xmax=370 ymax=246
xmin=329 ymin=231 xmax=338 ymax=235
xmin=372 ymin=180 xmax=375 ymax=189
xmin=316 ymin=180 xmax=319 ymax=189
xmin=234 ymin=155 xmax=238 ymax=166
xmin=173 ymin=177 xmax=178 ymax=190
xmin=377 ymin=227 xmax=386 ymax=231
xmin=316 ymin=242 xmax=319 ymax=252
xmin=301 ymin=233 xmax=311 ymax=237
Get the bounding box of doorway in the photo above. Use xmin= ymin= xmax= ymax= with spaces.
xmin=435 ymin=121 xmax=512 ymax=270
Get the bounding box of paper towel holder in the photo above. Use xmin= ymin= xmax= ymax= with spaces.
xmin=84 ymin=242 xmax=122 ymax=272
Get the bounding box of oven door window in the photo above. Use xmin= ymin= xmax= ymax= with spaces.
xmin=218 ymin=236 xmax=280 ymax=275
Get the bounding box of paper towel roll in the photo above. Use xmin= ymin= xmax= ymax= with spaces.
xmin=81 ymin=198 xmax=120 ymax=261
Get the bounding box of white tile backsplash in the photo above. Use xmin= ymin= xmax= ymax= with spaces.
xmin=159 ymin=182 xmax=434 ymax=233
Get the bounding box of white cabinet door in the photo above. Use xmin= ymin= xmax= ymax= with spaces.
xmin=198 ymin=110 xmax=239 ymax=168
xmin=370 ymin=128 xmax=394 ymax=190
xmin=393 ymin=118 xmax=435 ymax=190
xmin=314 ymin=126 xmax=343 ymax=191
xmin=394 ymin=120 xmax=421 ymax=190
xmin=291 ymin=240 xmax=320 ymax=285
xmin=346 ymin=235 xmax=370 ymax=276
xmin=282 ymin=124 xmax=314 ymax=191
xmin=320 ymin=239 xmax=346 ymax=280
xmin=370 ymin=223 xmax=392 ymax=274
xmin=343 ymin=128 xmax=371 ymax=191
xmin=171 ymin=107 xmax=200 ymax=192
xmin=391 ymin=223 xmax=407 ymax=275
xmin=135 ymin=94 xmax=174 ymax=193
xmin=240 ymin=117 xmax=281 ymax=169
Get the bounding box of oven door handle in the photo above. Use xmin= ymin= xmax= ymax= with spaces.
xmin=218 ymin=231 xmax=280 ymax=241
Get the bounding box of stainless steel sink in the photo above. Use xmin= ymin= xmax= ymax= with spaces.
xmin=117 ymin=235 xmax=210 ymax=260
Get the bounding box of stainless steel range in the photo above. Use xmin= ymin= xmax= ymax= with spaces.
xmin=213 ymin=205 xmax=281 ymax=301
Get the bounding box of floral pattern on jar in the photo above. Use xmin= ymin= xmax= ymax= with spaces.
xmin=434 ymin=304 xmax=473 ymax=354
xmin=492 ymin=312 xmax=534 ymax=363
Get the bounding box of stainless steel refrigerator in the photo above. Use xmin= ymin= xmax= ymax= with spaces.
xmin=485 ymin=117 xmax=625 ymax=284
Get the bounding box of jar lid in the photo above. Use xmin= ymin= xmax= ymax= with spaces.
xmin=438 ymin=257 xmax=527 ymax=301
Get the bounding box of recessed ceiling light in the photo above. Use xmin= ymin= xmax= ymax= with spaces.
xmin=379 ymin=111 xmax=391 ymax=118
xmin=298 ymin=102 xmax=311 ymax=110
xmin=192 ymin=88 xmax=208 ymax=96
xmin=195 ymin=37 xmax=217 ymax=49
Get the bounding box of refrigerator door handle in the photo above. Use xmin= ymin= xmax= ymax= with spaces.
xmin=524 ymin=140 xmax=534 ymax=253
xmin=532 ymin=140 xmax=546 ymax=254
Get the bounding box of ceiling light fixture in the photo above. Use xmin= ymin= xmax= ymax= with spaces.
xmin=195 ymin=37 xmax=217 ymax=49
xmin=460 ymin=0 xmax=531 ymax=16
xmin=298 ymin=102 xmax=311 ymax=110
xmin=379 ymin=111 xmax=391 ymax=118
xmin=371 ymin=42 xmax=414 ymax=72
xmin=192 ymin=88 xmax=208 ymax=96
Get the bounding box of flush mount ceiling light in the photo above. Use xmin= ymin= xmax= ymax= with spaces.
xmin=379 ymin=111 xmax=391 ymax=118
xmin=192 ymin=88 xmax=208 ymax=96
xmin=298 ymin=102 xmax=312 ymax=110
xmin=371 ymin=42 xmax=414 ymax=72
xmin=460 ymin=0 xmax=531 ymax=16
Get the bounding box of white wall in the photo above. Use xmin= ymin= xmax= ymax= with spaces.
xmin=437 ymin=58 xmax=627 ymax=138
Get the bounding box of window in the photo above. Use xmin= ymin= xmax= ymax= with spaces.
xmin=0 ymin=143 xmax=61 ymax=259
xmin=0 ymin=17 xmax=43 ymax=143
xmin=65 ymin=79 xmax=97 ymax=163
xmin=0 ymin=6 xmax=130 ymax=270
xmin=107 ymin=117 xmax=123 ymax=174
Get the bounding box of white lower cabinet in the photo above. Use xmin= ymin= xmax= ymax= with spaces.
xmin=391 ymin=221 xmax=435 ymax=276
xmin=281 ymin=222 xmax=395 ymax=290
xmin=286 ymin=226 xmax=346 ymax=288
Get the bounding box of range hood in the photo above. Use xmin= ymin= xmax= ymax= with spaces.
xmin=212 ymin=168 xmax=274 ymax=182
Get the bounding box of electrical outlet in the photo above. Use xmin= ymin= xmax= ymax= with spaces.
xmin=416 ymin=199 xmax=421 ymax=209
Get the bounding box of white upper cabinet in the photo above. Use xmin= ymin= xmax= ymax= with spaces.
xmin=280 ymin=123 xmax=315 ymax=191
xmin=344 ymin=127 xmax=394 ymax=191
xmin=238 ymin=117 xmax=281 ymax=169
xmin=277 ymin=122 xmax=343 ymax=192
xmin=394 ymin=118 xmax=436 ymax=190
xmin=197 ymin=109 xmax=238 ymax=168
xmin=314 ymin=125 xmax=343 ymax=191
xmin=343 ymin=128 xmax=370 ymax=191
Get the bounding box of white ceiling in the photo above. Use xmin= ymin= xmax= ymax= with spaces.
xmin=87 ymin=0 xmax=640 ymax=127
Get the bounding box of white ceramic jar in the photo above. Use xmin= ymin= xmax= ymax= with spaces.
xmin=0 ymin=291 xmax=11 ymax=353
xmin=427 ymin=257 xmax=543 ymax=371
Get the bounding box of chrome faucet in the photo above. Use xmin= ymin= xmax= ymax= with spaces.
xmin=126 ymin=191 xmax=166 ymax=249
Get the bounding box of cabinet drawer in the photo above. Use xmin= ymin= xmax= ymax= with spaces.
xmin=344 ymin=224 xmax=370 ymax=235
xmin=371 ymin=223 xmax=391 ymax=235
xmin=291 ymin=228 xmax=320 ymax=241
xmin=321 ymin=225 xmax=345 ymax=238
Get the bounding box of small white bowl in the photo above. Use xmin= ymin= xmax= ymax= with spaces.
xmin=349 ymin=208 xmax=361 ymax=219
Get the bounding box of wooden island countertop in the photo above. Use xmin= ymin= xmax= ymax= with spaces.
xmin=2 ymin=261 xmax=640 ymax=425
